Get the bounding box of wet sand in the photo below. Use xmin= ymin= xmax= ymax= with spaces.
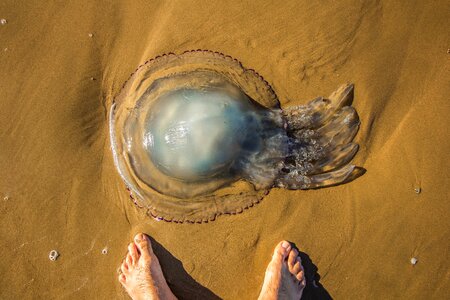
xmin=1 ymin=1 xmax=449 ymax=299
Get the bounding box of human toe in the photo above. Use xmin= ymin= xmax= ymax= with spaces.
xmin=292 ymin=260 xmax=302 ymax=275
xmin=128 ymin=243 xmax=139 ymax=265
xmin=126 ymin=253 xmax=134 ymax=266
xmin=273 ymin=240 xmax=291 ymax=259
xmin=118 ymin=273 xmax=126 ymax=285
xmin=120 ymin=261 xmax=129 ymax=275
xmin=134 ymin=233 xmax=153 ymax=260
xmin=288 ymin=248 xmax=299 ymax=268
xmin=296 ymin=270 xmax=305 ymax=283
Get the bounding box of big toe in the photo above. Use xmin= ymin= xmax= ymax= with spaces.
xmin=134 ymin=233 xmax=153 ymax=259
xmin=271 ymin=240 xmax=291 ymax=265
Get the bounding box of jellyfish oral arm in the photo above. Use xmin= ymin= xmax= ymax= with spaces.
xmin=275 ymin=84 xmax=360 ymax=189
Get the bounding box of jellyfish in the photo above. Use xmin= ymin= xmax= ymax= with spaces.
xmin=110 ymin=50 xmax=360 ymax=223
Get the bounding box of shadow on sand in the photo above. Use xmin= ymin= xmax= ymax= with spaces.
xmin=151 ymin=238 xmax=333 ymax=300
xmin=150 ymin=238 xmax=221 ymax=300
xmin=293 ymin=246 xmax=334 ymax=300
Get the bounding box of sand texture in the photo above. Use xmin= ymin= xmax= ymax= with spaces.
xmin=1 ymin=1 xmax=449 ymax=299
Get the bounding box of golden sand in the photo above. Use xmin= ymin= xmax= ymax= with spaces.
xmin=0 ymin=1 xmax=449 ymax=298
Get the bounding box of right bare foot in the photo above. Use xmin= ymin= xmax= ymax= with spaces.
xmin=118 ymin=233 xmax=177 ymax=300
xmin=258 ymin=241 xmax=306 ymax=300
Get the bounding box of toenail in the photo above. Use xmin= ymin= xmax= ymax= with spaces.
xmin=134 ymin=234 xmax=143 ymax=243
xmin=281 ymin=241 xmax=290 ymax=249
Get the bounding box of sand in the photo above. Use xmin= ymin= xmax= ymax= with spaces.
xmin=0 ymin=1 xmax=449 ymax=299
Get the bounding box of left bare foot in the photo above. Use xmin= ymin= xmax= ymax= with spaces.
xmin=118 ymin=233 xmax=177 ymax=300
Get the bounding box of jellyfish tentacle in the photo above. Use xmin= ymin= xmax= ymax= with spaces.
xmin=309 ymin=143 xmax=359 ymax=174
xmin=307 ymin=164 xmax=355 ymax=188
xmin=316 ymin=106 xmax=360 ymax=145
xmin=276 ymin=165 xmax=356 ymax=189
xmin=276 ymin=84 xmax=359 ymax=189
xmin=282 ymin=97 xmax=329 ymax=129
xmin=328 ymin=83 xmax=354 ymax=108
xmin=282 ymin=83 xmax=355 ymax=131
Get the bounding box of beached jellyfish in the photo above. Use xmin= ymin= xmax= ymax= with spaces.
xmin=110 ymin=50 xmax=360 ymax=223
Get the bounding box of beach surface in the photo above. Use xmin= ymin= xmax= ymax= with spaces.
xmin=1 ymin=1 xmax=449 ymax=299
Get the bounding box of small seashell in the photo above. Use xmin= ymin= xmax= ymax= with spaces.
xmin=410 ymin=257 xmax=418 ymax=265
xmin=3 ymin=195 xmax=9 ymax=201
xmin=101 ymin=247 xmax=108 ymax=255
xmin=90 ymin=77 xmax=95 ymax=81
xmin=414 ymin=187 xmax=421 ymax=194
xmin=49 ymin=250 xmax=59 ymax=261
xmin=0 ymin=19 xmax=7 ymax=25
xmin=88 ymin=33 xmax=93 ymax=38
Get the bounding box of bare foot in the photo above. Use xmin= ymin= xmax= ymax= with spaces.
xmin=118 ymin=233 xmax=177 ymax=300
xmin=258 ymin=241 xmax=306 ymax=300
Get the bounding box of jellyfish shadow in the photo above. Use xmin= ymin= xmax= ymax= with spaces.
xmin=149 ymin=237 xmax=221 ymax=300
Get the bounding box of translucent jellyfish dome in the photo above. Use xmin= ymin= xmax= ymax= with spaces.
xmin=110 ymin=50 xmax=360 ymax=223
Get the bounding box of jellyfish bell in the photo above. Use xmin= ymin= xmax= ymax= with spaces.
xmin=143 ymin=74 xmax=268 ymax=183
xmin=110 ymin=50 xmax=360 ymax=223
